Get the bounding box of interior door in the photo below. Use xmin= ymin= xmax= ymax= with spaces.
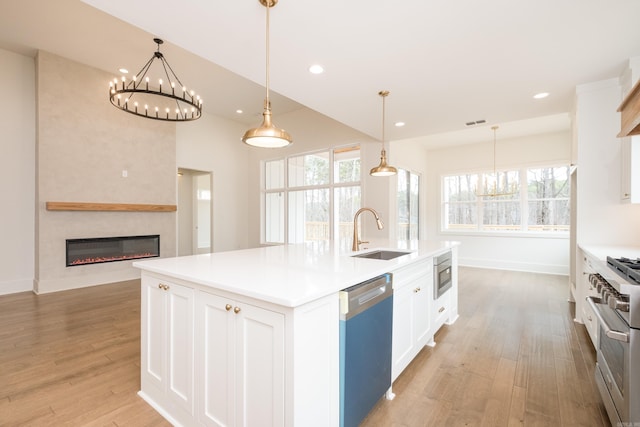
xmin=177 ymin=168 xmax=213 ymax=256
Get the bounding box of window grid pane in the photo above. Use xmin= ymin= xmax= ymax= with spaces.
xmin=334 ymin=147 xmax=361 ymax=184
xmin=288 ymin=153 xmax=330 ymax=187
xmin=335 ymin=186 xmax=361 ymax=240
xmin=265 ymin=192 xmax=284 ymax=243
xmin=442 ymin=165 xmax=569 ymax=234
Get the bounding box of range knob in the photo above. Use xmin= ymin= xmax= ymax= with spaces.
xmin=608 ymin=296 xmax=630 ymax=312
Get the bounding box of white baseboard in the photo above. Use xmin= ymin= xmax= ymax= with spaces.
xmin=459 ymin=257 xmax=569 ymax=276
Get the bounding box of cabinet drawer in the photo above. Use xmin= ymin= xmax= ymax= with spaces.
xmin=393 ymin=259 xmax=432 ymax=287
xmin=581 ymin=301 xmax=599 ymax=348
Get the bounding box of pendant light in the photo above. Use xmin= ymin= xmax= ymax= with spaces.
xmin=370 ymin=90 xmax=397 ymax=176
xmin=242 ymin=0 xmax=292 ymax=148
xmin=475 ymin=125 xmax=517 ymax=197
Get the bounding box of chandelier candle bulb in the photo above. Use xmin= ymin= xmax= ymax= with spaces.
xmin=109 ymin=38 xmax=202 ymax=121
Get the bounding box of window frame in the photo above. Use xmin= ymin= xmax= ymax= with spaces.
xmin=261 ymin=145 xmax=361 ymax=245
xmin=397 ymin=168 xmax=421 ymax=240
xmin=441 ymin=163 xmax=570 ymax=238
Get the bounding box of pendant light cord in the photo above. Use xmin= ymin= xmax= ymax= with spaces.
xmin=265 ymin=1 xmax=271 ymax=111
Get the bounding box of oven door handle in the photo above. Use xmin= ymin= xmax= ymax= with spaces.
xmin=586 ymin=296 xmax=630 ymax=343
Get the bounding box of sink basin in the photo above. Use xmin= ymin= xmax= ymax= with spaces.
xmin=351 ymin=250 xmax=411 ymax=260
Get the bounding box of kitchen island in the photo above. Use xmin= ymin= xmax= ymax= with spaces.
xmin=134 ymin=239 xmax=459 ymax=427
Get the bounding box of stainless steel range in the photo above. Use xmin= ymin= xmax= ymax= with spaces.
xmin=586 ymin=256 xmax=640 ymax=425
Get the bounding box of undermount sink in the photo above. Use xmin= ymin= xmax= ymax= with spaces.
xmin=351 ymin=250 xmax=411 ymax=261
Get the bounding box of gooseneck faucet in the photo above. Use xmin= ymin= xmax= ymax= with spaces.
xmin=352 ymin=207 xmax=384 ymax=251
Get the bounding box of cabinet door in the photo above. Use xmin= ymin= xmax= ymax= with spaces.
xmin=197 ymin=291 xmax=235 ymax=427
xmin=391 ymin=283 xmax=414 ymax=381
xmin=141 ymin=278 xmax=195 ymax=416
xmin=142 ymin=278 xmax=167 ymax=390
xmin=235 ymin=302 xmax=285 ymax=427
xmin=166 ymin=282 xmax=195 ymax=414
xmin=413 ymin=284 xmax=431 ymax=347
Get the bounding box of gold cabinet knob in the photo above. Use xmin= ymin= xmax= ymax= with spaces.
xmin=233 ymin=306 xmax=241 ymax=314
xmin=158 ymin=283 xmax=169 ymax=291
xmin=225 ymin=304 xmax=232 ymax=311
xmin=413 ymin=287 xmax=421 ymax=293
xmin=438 ymin=306 xmax=445 ymax=313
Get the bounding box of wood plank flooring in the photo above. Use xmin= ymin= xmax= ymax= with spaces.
xmin=361 ymin=267 xmax=610 ymax=427
xmin=0 ymin=268 xmax=609 ymax=426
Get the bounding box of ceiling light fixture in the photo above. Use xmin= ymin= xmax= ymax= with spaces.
xmin=109 ymin=38 xmax=202 ymax=122
xmin=370 ymin=90 xmax=397 ymax=177
xmin=475 ymin=125 xmax=518 ymax=197
xmin=309 ymin=64 xmax=324 ymax=74
xmin=242 ymin=0 xmax=292 ymax=148
xmin=533 ymin=92 xmax=549 ymax=99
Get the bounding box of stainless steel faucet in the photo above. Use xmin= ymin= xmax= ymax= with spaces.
xmin=352 ymin=207 xmax=384 ymax=251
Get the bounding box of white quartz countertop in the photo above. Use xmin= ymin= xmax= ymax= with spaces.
xmin=578 ymin=244 xmax=640 ymax=262
xmin=134 ymin=239 xmax=459 ymax=307
xmin=579 ymin=244 xmax=640 ymax=288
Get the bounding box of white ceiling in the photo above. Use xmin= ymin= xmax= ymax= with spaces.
xmin=2 ymin=0 xmax=640 ymax=147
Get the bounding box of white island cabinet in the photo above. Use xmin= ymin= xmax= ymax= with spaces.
xmin=134 ymin=240 xmax=459 ymax=427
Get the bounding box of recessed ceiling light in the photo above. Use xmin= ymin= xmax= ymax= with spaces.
xmin=236 ymin=109 xmax=243 ymax=114
xmin=118 ymin=68 xmax=129 ymax=74
xmin=533 ymin=92 xmax=549 ymax=99
xmin=309 ymin=64 xmax=324 ymax=74
xmin=395 ymin=122 xmax=405 ymax=127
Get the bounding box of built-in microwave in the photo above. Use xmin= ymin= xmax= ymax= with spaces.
xmin=434 ymin=251 xmax=452 ymax=299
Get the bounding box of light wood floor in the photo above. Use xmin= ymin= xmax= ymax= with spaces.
xmin=0 ymin=268 xmax=609 ymax=426
xmin=362 ymin=267 xmax=610 ymax=427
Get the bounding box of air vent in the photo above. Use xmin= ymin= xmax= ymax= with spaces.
xmin=465 ymin=119 xmax=486 ymax=127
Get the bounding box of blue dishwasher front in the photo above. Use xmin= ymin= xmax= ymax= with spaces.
xmin=339 ymin=273 xmax=393 ymax=427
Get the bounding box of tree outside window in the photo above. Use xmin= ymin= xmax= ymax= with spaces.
xmin=442 ymin=165 xmax=570 ymax=233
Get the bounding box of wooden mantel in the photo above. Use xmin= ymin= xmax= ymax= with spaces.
xmin=618 ymin=78 xmax=640 ymax=137
xmin=46 ymin=202 xmax=177 ymax=212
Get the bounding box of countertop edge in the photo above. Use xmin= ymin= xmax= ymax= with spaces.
xmin=134 ymin=240 xmax=459 ymax=308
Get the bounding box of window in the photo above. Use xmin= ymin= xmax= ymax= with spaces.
xmin=397 ymin=169 xmax=420 ymax=240
xmin=263 ymin=146 xmax=361 ymax=244
xmin=442 ymin=165 xmax=570 ymax=234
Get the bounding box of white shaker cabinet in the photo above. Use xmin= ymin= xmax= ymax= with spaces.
xmin=141 ymin=276 xmax=195 ymax=423
xmin=195 ymin=290 xmax=285 ymax=427
xmin=391 ymin=258 xmax=433 ymax=381
xmin=139 ymin=270 xmax=339 ymax=427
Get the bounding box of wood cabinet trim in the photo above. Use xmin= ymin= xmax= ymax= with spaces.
xmin=618 ymin=78 xmax=640 ymax=137
xmin=46 ymin=201 xmax=177 ymax=212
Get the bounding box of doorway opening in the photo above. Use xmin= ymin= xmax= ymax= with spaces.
xmin=177 ymin=168 xmax=213 ymax=256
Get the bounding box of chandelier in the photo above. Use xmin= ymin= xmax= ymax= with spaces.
xmin=370 ymin=90 xmax=397 ymax=176
xmin=242 ymin=0 xmax=293 ymax=148
xmin=475 ymin=125 xmax=518 ymax=197
xmin=109 ymin=38 xmax=202 ymax=122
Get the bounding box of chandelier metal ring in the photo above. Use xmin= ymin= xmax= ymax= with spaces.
xmin=109 ymin=38 xmax=202 ymax=122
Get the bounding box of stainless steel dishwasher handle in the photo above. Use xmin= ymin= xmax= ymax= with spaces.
xmin=586 ymin=296 xmax=629 ymax=343
xmin=358 ymin=286 xmax=387 ymax=306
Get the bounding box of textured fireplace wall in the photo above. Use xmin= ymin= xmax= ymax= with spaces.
xmin=35 ymin=51 xmax=177 ymax=293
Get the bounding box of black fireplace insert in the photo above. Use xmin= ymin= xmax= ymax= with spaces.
xmin=66 ymin=235 xmax=160 ymax=267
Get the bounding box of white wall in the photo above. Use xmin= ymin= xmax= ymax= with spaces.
xmin=420 ymin=131 xmax=572 ymax=275
xmin=0 ymin=48 xmax=35 ymax=294
xmin=574 ymin=78 xmax=640 ymax=246
xmin=176 ymin=112 xmax=251 ymax=252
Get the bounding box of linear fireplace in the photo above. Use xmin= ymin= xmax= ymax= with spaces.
xmin=66 ymin=235 xmax=160 ymax=267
